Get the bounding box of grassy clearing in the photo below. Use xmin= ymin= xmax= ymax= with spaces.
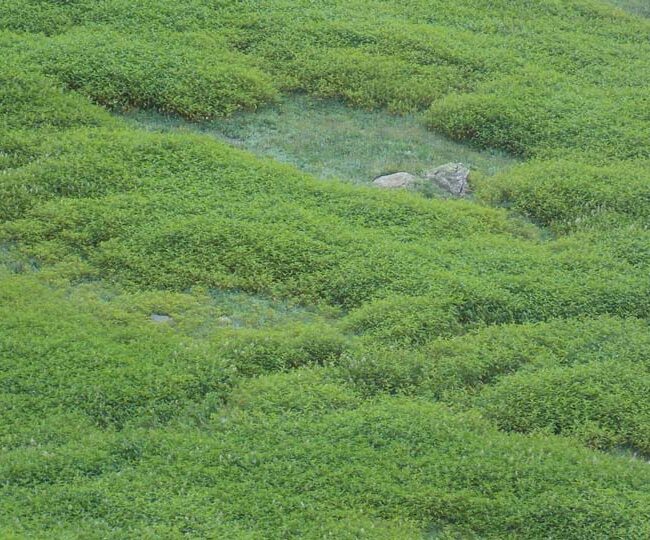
xmin=1 ymin=0 xmax=650 ymax=538
xmin=122 ymin=94 xmax=517 ymax=186
xmin=610 ymin=0 xmax=650 ymax=16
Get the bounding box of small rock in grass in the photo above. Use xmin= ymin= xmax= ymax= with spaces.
xmin=217 ymin=316 xmax=233 ymax=326
xmin=150 ymin=313 xmax=173 ymax=324
xmin=424 ymin=163 xmax=470 ymax=196
xmin=372 ymin=172 xmax=419 ymax=189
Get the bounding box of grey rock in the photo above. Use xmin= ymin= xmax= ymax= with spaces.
xmin=217 ymin=315 xmax=233 ymax=326
xmin=372 ymin=172 xmax=419 ymax=189
xmin=424 ymin=163 xmax=470 ymax=196
xmin=150 ymin=313 xmax=173 ymax=324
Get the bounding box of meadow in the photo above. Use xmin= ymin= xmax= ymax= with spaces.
xmin=121 ymin=95 xmax=517 ymax=188
xmin=1 ymin=1 xmax=650 ymax=538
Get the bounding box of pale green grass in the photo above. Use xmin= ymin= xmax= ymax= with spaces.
xmin=609 ymin=0 xmax=650 ymax=16
xmin=0 ymin=248 xmax=332 ymax=336
xmin=206 ymin=288 xmax=338 ymax=329
xmin=120 ymin=94 xmax=517 ymax=186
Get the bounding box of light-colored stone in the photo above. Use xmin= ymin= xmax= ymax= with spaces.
xmin=150 ymin=313 xmax=173 ymax=323
xmin=372 ymin=172 xmax=419 ymax=189
xmin=424 ymin=163 xmax=470 ymax=196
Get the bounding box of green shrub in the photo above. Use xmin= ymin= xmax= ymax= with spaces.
xmin=340 ymin=316 xmax=650 ymax=401
xmin=35 ymin=29 xmax=279 ymax=119
xmin=339 ymin=347 xmax=431 ymax=397
xmin=472 ymin=361 xmax=650 ymax=454
xmin=284 ymin=47 xmax=469 ymax=113
xmin=343 ymin=294 xmax=463 ymax=346
xmin=229 ymin=368 xmax=360 ymax=414
xmin=2 ymin=1 xmax=650 ymax=537
xmin=0 ymin=271 xmax=237 ymax=429
xmin=477 ymin=158 xmax=650 ymax=229
xmin=0 ymin=55 xmax=110 ymax=131
xmin=217 ymin=324 xmax=350 ymax=377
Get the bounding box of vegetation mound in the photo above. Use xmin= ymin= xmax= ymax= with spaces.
xmin=1 ymin=1 xmax=649 ymax=538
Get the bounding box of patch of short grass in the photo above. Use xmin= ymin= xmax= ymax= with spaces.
xmin=609 ymin=0 xmax=650 ymax=16
xmin=121 ymin=94 xmax=517 ymax=185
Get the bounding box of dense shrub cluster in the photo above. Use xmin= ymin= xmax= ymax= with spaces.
xmin=340 ymin=316 xmax=650 ymax=402
xmin=477 ymin=158 xmax=650 ymax=230
xmin=1 ymin=0 xmax=650 ymax=537
xmin=35 ymin=29 xmax=279 ymax=119
xmin=473 ymin=360 xmax=650 ymax=453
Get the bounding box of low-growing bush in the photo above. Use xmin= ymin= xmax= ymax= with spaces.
xmin=2 ymin=1 xmax=650 ymax=537
xmin=472 ymin=360 xmax=650 ymax=454
xmin=0 ymin=271 xmax=237 ymax=430
xmin=35 ymin=29 xmax=279 ymax=119
xmin=477 ymin=158 xmax=650 ymax=230
xmin=340 ymin=316 xmax=650 ymax=402
xmin=228 ymin=368 xmax=360 ymax=414
xmin=343 ymin=294 xmax=463 ymax=346
xmin=217 ymin=324 xmax=351 ymax=377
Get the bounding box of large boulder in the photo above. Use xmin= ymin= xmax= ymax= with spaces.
xmin=424 ymin=163 xmax=470 ymax=196
xmin=372 ymin=172 xmax=419 ymax=189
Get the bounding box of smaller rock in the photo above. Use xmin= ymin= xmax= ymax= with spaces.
xmin=372 ymin=172 xmax=419 ymax=189
xmin=217 ymin=316 xmax=232 ymax=326
xmin=150 ymin=313 xmax=173 ymax=324
xmin=424 ymin=163 xmax=470 ymax=196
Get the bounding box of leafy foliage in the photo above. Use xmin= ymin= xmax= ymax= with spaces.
xmin=1 ymin=0 xmax=650 ymax=538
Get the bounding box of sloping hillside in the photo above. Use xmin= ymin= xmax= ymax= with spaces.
xmin=1 ymin=1 xmax=649 ymax=538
